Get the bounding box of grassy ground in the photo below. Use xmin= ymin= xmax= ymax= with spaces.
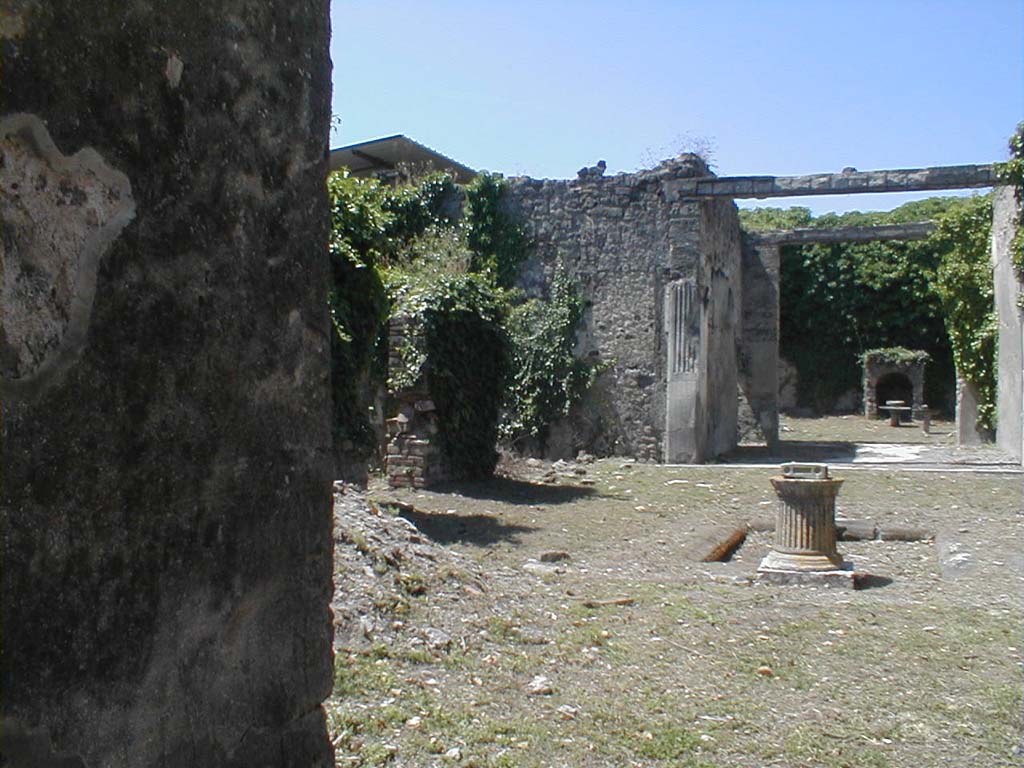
xmin=328 ymin=419 xmax=1024 ymax=767
xmin=778 ymin=414 xmax=957 ymax=445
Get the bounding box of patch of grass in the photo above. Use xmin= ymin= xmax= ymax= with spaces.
xmin=355 ymin=448 xmax=1022 ymax=767
xmin=398 ymin=571 xmax=427 ymax=595
xmin=485 ymin=614 xmax=521 ymax=641
xmin=633 ymin=724 xmax=703 ymax=760
xmin=781 ymin=726 xmax=890 ymax=768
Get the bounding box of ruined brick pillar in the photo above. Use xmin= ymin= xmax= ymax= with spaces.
xmin=1 ymin=1 xmax=334 ymax=765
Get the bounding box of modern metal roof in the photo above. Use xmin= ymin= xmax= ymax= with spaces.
xmin=329 ymin=134 xmax=477 ymax=183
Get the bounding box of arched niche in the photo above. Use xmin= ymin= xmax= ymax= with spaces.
xmin=861 ymin=348 xmax=929 ymax=419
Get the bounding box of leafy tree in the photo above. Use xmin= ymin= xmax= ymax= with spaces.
xmin=739 ymin=206 xmax=812 ymax=231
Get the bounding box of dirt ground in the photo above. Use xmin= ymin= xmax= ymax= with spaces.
xmin=327 ymin=416 xmax=1024 ymax=767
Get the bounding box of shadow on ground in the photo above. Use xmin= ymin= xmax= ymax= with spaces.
xmin=394 ymin=505 xmax=538 ymax=547
xmin=431 ymin=476 xmax=597 ymax=506
xmin=855 ymin=574 xmax=894 ymax=590
xmin=727 ymin=440 xmax=856 ymax=464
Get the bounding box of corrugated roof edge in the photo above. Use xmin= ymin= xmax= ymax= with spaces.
xmin=329 ymin=134 xmax=476 ymax=181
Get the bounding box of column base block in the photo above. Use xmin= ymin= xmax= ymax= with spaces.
xmin=759 ymin=549 xmax=843 ymax=572
xmin=758 ymin=559 xmax=861 ymax=589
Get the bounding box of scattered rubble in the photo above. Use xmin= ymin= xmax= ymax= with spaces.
xmin=331 ymin=483 xmax=485 ymax=650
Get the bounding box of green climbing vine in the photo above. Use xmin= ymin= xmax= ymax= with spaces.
xmin=328 ymin=167 xmax=598 ymax=474
xmin=464 ymin=172 xmax=531 ymax=288
xmin=386 ymin=270 xmax=509 ymax=479
xmin=930 ymin=195 xmax=997 ymax=431
xmin=859 ymin=347 xmax=931 ymax=367
xmin=500 ymin=266 xmax=601 ymax=450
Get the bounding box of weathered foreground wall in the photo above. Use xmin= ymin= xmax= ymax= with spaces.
xmin=507 ymin=158 xmax=741 ymax=462
xmin=1 ymin=2 xmax=334 ymax=765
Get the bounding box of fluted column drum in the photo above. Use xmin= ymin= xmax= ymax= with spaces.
xmin=761 ymin=463 xmax=844 ymax=572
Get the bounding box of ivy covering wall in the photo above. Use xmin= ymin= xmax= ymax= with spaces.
xmin=995 ymin=122 xmax=1024 ymax=305
xmin=930 ymin=196 xmax=997 ymax=430
xmin=328 ymin=169 xmax=599 ymax=477
xmin=741 ymin=195 xmax=992 ymax=417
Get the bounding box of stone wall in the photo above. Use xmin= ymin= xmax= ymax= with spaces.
xmin=1 ymin=2 xmax=334 ymax=765
xmin=384 ymin=317 xmax=450 ymax=488
xmin=992 ymin=185 xmax=1023 ymax=462
xmin=506 ymin=157 xmax=741 ymax=462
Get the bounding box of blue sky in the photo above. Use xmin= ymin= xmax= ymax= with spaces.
xmin=330 ymin=1 xmax=1024 ymax=214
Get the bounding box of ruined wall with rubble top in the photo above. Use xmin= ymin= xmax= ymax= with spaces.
xmin=505 ymin=156 xmax=742 ymax=462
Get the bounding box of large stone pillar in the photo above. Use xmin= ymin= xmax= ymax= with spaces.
xmin=738 ymin=239 xmax=780 ymax=449
xmin=1 ymin=2 xmax=334 ymax=766
xmin=664 ymin=278 xmax=704 ymax=462
xmin=991 ymin=185 xmax=1023 ymax=463
xmin=956 ymin=376 xmax=992 ymax=445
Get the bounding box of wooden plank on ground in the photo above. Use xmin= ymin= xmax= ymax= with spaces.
xmin=680 ymin=524 xmax=749 ymax=562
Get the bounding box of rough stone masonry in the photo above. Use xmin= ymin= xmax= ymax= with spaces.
xmin=506 ymin=156 xmax=742 ymax=463
xmin=1 ymin=2 xmax=335 ymax=765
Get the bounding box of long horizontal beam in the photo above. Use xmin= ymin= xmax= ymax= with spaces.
xmin=664 ymin=164 xmax=997 ymax=200
xmin=748 ymin=221 xmax=936 ymax=246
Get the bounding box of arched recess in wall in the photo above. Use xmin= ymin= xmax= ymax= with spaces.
xmin=875 ymin=372 xmax=914 ymax=420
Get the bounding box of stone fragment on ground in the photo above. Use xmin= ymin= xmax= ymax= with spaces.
xmin=877 ymin=523 xmax=932 ymax=541
xmin=540 ymin=550 xmax=571 ymax=563
xmin=679 ymin=523 xmax=748 ymax=561
xmin=522 ymin=561 xmax=565 ymax=576
xmin=526 ymin=675 xmax=553 ymax=695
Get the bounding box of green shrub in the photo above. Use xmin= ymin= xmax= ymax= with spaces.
xmin=329 ymin=167 xmax=597 ymax=473
xmin=387 ymin=271 xmax=509 ymax=479
xmin=501 ymin=267 xmax=601 ymax=450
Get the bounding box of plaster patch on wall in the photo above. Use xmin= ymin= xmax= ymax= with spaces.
xmin=164 ymin=53 xmax=184 ymax=89
xmin=0 ymin=113 xmax=135 ymax=397
xmin=0 ymin=0 xmax=34 ymax=39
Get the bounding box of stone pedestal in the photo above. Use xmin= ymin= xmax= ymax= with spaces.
xmin=760 ymin=463 xmax=843 ymax=572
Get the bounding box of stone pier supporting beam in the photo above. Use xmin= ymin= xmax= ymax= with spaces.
xmin=739 ymin=240 xmax=780 ymax=450
xmin=991 ymin=186 xmax=1024 ymax=463
xmin=664 ymin=164 xmax=996 ymax=200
